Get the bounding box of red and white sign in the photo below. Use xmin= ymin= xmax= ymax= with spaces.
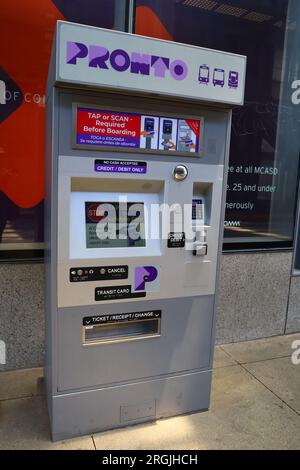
xmin=75 ymin=105 xmax=202 ymax=154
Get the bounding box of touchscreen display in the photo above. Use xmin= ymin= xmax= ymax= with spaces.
xmin=85 ymin=201 xmax=146 ymax=248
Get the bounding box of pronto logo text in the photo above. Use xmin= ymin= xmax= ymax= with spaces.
xmin=67 ymin=41 xmax=188 ymax=81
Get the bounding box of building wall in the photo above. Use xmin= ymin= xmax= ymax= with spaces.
xmin=286 ymin=276 xmax=300 ymax=333
xmin=0 ymin=262 xmax=44 ymax=370
xmin=0 ymin=251 xmax=298 ymax=371
xmin=216 ymin=252 xmax=294 ymax=343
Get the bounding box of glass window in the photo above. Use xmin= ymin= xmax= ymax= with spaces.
xmin=135 ymin=0 xmax=300 ymax=250
xmin=0 ymin=0 xmax=128 ymax=259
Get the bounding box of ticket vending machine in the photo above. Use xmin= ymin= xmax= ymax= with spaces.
xmin=45 ymin=21 xmax=246 ymax=440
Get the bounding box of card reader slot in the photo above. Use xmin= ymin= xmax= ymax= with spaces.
xmin=83 ymin=318 xmax=160 ymax=345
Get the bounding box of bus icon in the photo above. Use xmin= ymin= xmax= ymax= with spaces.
xmin=228 ymin=71 xmax=239 ymax=89
xmin=213 ymin=68 xmax=225 ymax=87
xmin=198 ymin=65 xmax=210 ymax=84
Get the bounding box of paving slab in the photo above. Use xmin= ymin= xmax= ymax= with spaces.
xmin=213 ymin=346 xmax=237 ymax=368
xmin=0 ymin=395 xmax=94 ymax=450
xmin=245 ymin=357 xmax=300 ymax=415
xmin=221 ymin=334 xmax=300 ymax=364
xmin=0 ymin=367 xmax=44 ymax=401
xmin=93 ymin=365 xmax=300 ymax=450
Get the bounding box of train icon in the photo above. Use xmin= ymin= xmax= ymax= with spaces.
xmin=198 ymin=64 xmax=210 ymax=84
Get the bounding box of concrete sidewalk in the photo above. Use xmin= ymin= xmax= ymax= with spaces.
xmin=0 ymin=333 xmax=299 ymax=450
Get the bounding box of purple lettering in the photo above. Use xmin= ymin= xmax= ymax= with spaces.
xmin=151 ymin=56 xmax=170 ymax=78
xmin=110 ymin=49 xmax=130 ymax=72
xmin=66 ymin=41 xmax=189 ymax=83
xmin=130 ymin=53 xmax=150 ymax=75
xmin=67 ymin=41 xmax=88 ymax=64
xmin=170 ymin=60 xmax=188 ymax=80
xmin=89 ymin=45 xmax=109 ymax=69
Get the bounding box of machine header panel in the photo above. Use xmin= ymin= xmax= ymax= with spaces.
xmin=53 ymin=21 xmax=246 ymax=106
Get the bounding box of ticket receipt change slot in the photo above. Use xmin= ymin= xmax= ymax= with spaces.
xmin=45 ymin=21 xmax=246 ymax=440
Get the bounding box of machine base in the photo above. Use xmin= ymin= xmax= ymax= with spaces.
xmin=48 ymin=369 xmax=212 ymax=441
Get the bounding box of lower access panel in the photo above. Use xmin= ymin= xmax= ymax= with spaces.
xmin=57 ymin=296 xmax=214 ymax=391
xmin=51 ymin=369 xmax=212 ymax=441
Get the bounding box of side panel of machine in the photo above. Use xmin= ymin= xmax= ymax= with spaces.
xmin=45 ymin=89 xmax=60 ymax=413
xmin=208 ymin=109 xmax=232 ymax=370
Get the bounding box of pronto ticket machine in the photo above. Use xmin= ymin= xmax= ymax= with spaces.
xmin=45 ymin=21 xmax=246 ymax=440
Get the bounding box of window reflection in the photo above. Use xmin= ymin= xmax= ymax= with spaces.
xmin=0 ymin=0 xmax=127 ymax=256
xmin=136 ymin=0 xmax=299 ymax=248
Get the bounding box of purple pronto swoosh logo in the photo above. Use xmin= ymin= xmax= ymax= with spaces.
xmin=134 ymin=266 xmax=158 ymax=291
